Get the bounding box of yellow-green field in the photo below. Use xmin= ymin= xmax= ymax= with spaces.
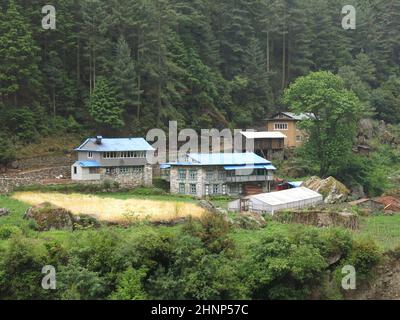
xmin=12 ymin=192 xmax=205 ymax=223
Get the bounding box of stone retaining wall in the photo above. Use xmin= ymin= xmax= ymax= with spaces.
xmin=0 ymin=166 xmax=71 ymax=194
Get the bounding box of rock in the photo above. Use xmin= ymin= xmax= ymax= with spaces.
xmin=0 ymin=208 xmax=10 ymax=217
xmin=24 ymin=202 xmax=75 ymax=231
xmin=350 ymin=183 xmax=365 ymax=200
xmin=303 ymin=176 xmax=350 ymax=204
xmin=197 ymin=200 xmax=227 ymax=215
xmin=357 ymin=119 xmax=374 ymax=145
xmin=235 ymin=212 xmax=266 ymax=230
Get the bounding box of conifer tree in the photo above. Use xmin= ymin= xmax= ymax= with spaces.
xmin=89 ymin=77 xmax=124 ymax=129
xmin=0 ymin=0 xmax=41 ymax=106
xmin=112 ymin=36 xmax=140 ymax=117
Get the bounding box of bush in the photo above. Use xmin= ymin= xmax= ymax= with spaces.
xmin=0 ymin=225 xmax=22 ymax=240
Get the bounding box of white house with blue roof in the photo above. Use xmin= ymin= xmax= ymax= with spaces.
xmin=161 ymin=152 xmax=276 ymax=198
xmin=71 ymin=136 xmax=154 ymax=187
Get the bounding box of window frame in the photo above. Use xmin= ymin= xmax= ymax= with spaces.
xmin=274 ymin=123 xmax=289 ymax=131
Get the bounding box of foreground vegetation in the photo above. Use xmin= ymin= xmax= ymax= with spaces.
xmin=0 ymin=192 xmax=396 ymax=300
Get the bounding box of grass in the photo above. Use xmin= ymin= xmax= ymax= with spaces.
xmin=354 ymin=215 xmax=400 ymax=251
xmin=0 ymin=195 xmax=30 ymax=227
xmin=15 ymin=135 xmax=82 ymax=158
xmin=12 ymin=192 xmax=206 ymax=223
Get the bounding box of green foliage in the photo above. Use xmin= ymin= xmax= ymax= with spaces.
xmin=0 ymin=0 xmax=41 ymax=105
xmin=0 ymin=225 xmax=22 ymax=240
xmin=0 ymin=236 xmax=52 ymax=300
xmin=183 ymin=212 xmax=234 ymax=254
xmin=0 ymin=133 xmax=16 ymax=170
xmin=110 ymin=267 xmax=148 ymax=300
xmin=89 ymin=77 xmax=124 ymax=130
xmin=283 ymin=71 xmax=363 ymax=177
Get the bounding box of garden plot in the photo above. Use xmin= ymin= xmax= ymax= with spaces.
xmin=12 ymin=192 xmax=205 ymax=223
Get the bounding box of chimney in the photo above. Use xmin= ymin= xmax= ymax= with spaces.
xmin=95 ymin=136 xmax=103 ymax=145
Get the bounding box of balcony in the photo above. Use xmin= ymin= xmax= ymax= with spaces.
xmin=225 ymin=174 xmax=274 ymax=183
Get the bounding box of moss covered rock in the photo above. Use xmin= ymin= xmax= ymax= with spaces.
xmin=304 ymin=176 xmax=350 ymax=204
xmin=24 ymin=202 xmax=75 ymax=231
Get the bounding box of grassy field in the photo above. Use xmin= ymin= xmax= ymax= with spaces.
xmin=12 ymin=192 xmax=206 ymax=223
xmin=355 ymin=215 xmax=400 ymax=251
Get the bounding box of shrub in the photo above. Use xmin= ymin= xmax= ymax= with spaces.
xmin=0 ymin=225 xmax=22 ymax=240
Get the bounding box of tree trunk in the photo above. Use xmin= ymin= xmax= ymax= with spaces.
xmin=266 ymin=31 xmax=270 ymax=73
xmin=137 ymin=32 xmax=141 ymax=120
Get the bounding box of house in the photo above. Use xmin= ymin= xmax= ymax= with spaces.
xmin=239 ymin=131 xmax=286 ymax=160
xmin=161 ymin=152 xmax=276 ymax=198
xmin=71 ymin=136 xmax=154 ymax=187
xmin=228 ymin=187 xmax=323 ymax=214
xmin=265 ymin=112 xmax=315 ymax=148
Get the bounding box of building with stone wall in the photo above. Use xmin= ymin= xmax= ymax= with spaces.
xmin=71 ymin=136 xmax=154 ymax=187
xmin=161 ymin=153 xmax=276 ymax=198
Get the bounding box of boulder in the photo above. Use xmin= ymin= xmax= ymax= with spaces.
xmin=235 ymin=212 xmax=267 ymax=230
xmin=24 ymin=202 xmax=75 ymax=231
xmin=350 ymin=183 xmax=365 ymax=200
xmin=303 ymin=176 xmax=350 ymax=204
xmin=0 ymin=208 xmax=10 ymax=217
xmin=197 ymin=200 xmax=227 ymax=215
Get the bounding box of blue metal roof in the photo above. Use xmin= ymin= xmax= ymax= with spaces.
xmin=73 ymin=160 xmax=101 ymax=168
xmin=224 ymin=164 xmax=276 ymax=171
xmin=188 ymin=153 xmax=270 ymax=166
xmin=163 ymin=153 xmax=272 ymax=167
xmin=288 ymin=181 xmax=303 ymax=188
xmin=75 ymin=137 xmax=155 ymax=152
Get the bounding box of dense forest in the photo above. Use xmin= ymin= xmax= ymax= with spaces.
xmin=0 ymin=0 xmax=400 ymax=143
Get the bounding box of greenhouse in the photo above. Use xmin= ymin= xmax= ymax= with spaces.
xmin=228 ymin=187 xmax=323 ymax=214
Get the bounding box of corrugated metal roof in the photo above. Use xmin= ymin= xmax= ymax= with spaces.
xmin=240 ymin=131 xmax=287 ymax=139
xmin=75 ymin=137 xmax=154 ymax=152
xmin=246 ymin=187 xmax=322 ymax=205
xmin=281 ymin=112 xmax=315 ymax=120
xmin=188 ymin=153 xmax=270 ymax=166
xmin=73 ymin=160 xmax=101 ymax=168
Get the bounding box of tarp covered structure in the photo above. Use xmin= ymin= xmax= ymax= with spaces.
xmin=228 ymin=187 xmax=323 ymax=214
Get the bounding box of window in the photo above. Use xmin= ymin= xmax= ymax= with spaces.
xmin=190 ymin=184 xmax=197 ymax=195
xmin=296 ymin=135 xmax=302 ymax=142
xmin=213 ymin=184 xmax=220 ymax=194
xmin=119 ymin=167 xmax=129 ymax=174
xmin=88 ymin=152 xmax=93 ymax=159
xmin=274 ymin=123 xmax=288 ymax=130
xmin=178 ymin=169 xmax=186 ymax=180
xmin=103 ymin=151 xmax=145 ymax=159
xmin=218 ymin=171 xmax=225 ymax=180
xmin=106 ymin=167 xmax=116 ymax=174
xmin=89 ymin=167 xmax=99 ymax=174
xmin=73 ymin=167 xmax=77 ymax=175
xmin=206 ymin=170 xmax=214 ymax=180
xmin=189 ymin=169 xmax=198 ymax=180
xmin=179 ymin=183 xmax=185 ymax=194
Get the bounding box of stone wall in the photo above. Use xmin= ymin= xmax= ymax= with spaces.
xmin=79 ymin=165 xmax=154 ymax=189
xmin=12 ymin=154 xmax=75 ymax=170
xmin=0 ymin=166 xmax=71 ymax=194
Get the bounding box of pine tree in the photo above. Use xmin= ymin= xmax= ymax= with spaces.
xmin=243 ymin=37 xmax=274 ymax=119
xmin=89 ymin=77 xmax=124 ymax=129
xmin=112 ymin=36 xmax=140 ymax=117
xmin=0 ymin=0 xmax=41 ymax=106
